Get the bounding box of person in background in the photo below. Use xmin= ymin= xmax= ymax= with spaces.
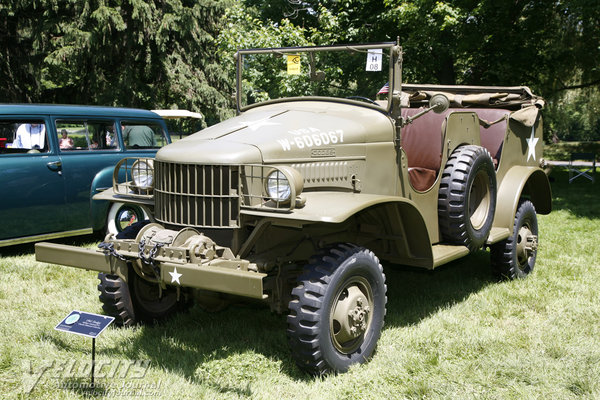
xmin=59 ymin=129 xmax=74 ymax=149
xmin=105 ymin=124 xmax=116 ymax=147
xmin=14 ymin=123 xmax=46 ymax=149
xmin=122 ymin=124 xmax=156 ymax=147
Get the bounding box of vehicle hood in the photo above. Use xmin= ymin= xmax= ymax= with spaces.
xmin=156 ymin=101 xmax=393 ymax=164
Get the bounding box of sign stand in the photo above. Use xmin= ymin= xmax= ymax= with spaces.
xmin=91 ymin=338 xmax=96 ymax=385
xmin=55 ymin=311 xmax=115 ymax=385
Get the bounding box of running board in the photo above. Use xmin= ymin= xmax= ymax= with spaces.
xmin=432 ymin=244 xmax=469 ymax=268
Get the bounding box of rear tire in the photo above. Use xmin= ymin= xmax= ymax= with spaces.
xmin=287 ymin=244 xmax=387 ymax=375
xmin=438 ymin=145 xmax=497 ymax=251
xmin=491 ymin=200 xmax=538 ymax=279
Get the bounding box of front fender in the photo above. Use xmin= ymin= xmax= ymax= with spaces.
xmin=241 ymin=192 xmax=411 ymax=224
xmin=494 ymin=166 xmax=552 ymax=230
xmin=90 ymin=166 xmax=116 ymax=231
xmin=242 ymin=192 xmax=434 ymax=267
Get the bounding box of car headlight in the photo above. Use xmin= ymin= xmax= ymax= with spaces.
xmin=266 ymin=170 xmax=291 ymax=201
xmin=265 ymin=166 xmax=303 ymax=204
xmin=131 ymin=159 xmax=154 ymax=189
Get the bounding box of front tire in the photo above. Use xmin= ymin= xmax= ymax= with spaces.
xmin=98 ymin=273 xmax=136 ymax=327
xmin=98 ymin=269 xmax=186 ymax=325
xmin=98 ymin=218 xmax=186 ymax=325
xmin=287 ymin=244 xmax=387 ymax=375
xmin=491 ymin=200 xmax=538 ymax=279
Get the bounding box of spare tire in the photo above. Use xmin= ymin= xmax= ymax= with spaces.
xmin=438 ymin=145 xmax=497 ymax=251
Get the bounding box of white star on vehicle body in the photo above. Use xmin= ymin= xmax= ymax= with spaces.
xmin=169 ymin=267 xmax=182 ymax=285
xmin=240 ymin=116 xmax=280 ymax=131
xmin=526 ymin=126 xmax=539 ymax=161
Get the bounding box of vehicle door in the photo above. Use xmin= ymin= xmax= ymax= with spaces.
xmin=55 ymin=118 xmax=170 ymax=232
xmin=0 ymin=117 xmax=66 ymax=241
xmin=54 ymin=118 xmax=124 ymax=232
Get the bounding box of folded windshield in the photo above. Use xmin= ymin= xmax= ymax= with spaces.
xmin=236 ymin=44 xmax=395 ymax=111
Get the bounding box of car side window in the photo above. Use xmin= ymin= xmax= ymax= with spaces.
xmin=121 ymin=122 xmax=167 ymax=149
xmin=0 ymin=120 xmax=49 ymax=154
xmin=56 ymin=121 xmax=119 ymax=151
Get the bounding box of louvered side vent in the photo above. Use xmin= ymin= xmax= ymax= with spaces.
xmin=290 ymin=161 xmax=354 ymax=190
xmin=154 ymin=162 xmax=240 ymax=228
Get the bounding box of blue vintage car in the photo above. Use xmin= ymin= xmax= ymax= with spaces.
xmin=0 ymin=104 xmax=172 ymax=247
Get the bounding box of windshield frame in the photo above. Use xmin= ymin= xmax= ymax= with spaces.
xmin=235 ymin=42 xmax=400 ymax=114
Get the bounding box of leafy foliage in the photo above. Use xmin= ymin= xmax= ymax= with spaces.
xmin=0 ymin=0 xmax=599 ymax=139
xmin=0 ymin=0 xmax=232 ymax=125
xmin=250 ymin=0 xmax=600 ymax=141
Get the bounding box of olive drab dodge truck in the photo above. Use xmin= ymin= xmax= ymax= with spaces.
xmin=36 ymin=43 xmax=551 ymax=374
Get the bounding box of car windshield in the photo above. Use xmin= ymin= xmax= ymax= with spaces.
xmin=237 ymin=44 xmax=394 ymax=110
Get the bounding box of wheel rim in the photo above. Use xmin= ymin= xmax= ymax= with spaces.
xmin=329 ymin=276 xmax=374 ymax=354
xmin=469 ymin=170 xmax=491 ymax=230
xmin=115 ymin=206 xmax=141 ymax=232
xmin=132 ymin=275 xmax=178 ymax=314
xmin=516 ymin=223 xmax=538 ymax=271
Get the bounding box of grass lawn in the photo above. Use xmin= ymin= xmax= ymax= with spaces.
xmin=543 ymin=141 xmax=600 ymax=161
xmin=0 ymin=168 xmax=599 ymax=399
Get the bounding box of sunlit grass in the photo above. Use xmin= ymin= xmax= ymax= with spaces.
xmin=544 ymin=141 xmax=599 ymax=161
xmin=0 ymin=169 xmax=598 ymax=399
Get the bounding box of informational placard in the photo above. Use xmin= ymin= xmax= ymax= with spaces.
xmin=287 ymin=54 xmax=301 ymax=75
xmin=55 ymin=311 xmax=114 ymax=339
xmin=366 ymin=49 xmax=382 ymax=71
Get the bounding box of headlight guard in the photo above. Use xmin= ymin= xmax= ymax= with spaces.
xmin=264 ymin=166 xmax=304 ymax=206
xmin=112 ymin=157 xmax=156 ymax=198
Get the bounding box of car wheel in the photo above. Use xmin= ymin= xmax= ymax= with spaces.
xmin=106 ymin=202 xmax=146 ymax=236
xmin=438 ymin=145 xmax=497 ymax=251
xmin=97 ymin=273 xmax=136 ymax=327
xmin=287 ymin=244 xmax=387 ymax=374
xmin=128 ymin=271 xmax=185 ymax=323
xmin=490 ymin=200 xmax=538 ymax=279
xmin=98 ymin=217 xmax=186 ymax=325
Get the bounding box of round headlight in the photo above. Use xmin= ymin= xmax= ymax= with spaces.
xmin=131 ymin=159 xmax=154 ymax=189
xmin=265 ymin=167 xmax=304 ymax=204
xmin=266 ymin=170 xmax=291 ymax=202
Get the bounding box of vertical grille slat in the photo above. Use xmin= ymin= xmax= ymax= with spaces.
xmin=154 ymin=162 xmax=240 ymax=229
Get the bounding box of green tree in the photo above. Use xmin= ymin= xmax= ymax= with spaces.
xmin=0 ymin=0 xmax=232 ymax=125
xmin=253 ymin=0 xmax=600 ymax=140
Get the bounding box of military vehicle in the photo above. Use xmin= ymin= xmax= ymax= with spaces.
xmin=36 ymin=42 xmax=551 ymax=374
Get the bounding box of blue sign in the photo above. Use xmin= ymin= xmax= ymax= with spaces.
xmin=55 ymin=311 xmax=114 ymax=339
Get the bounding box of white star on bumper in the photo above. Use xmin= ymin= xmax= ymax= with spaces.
xmin=169 ymin=267 xmax=182 ymax=285
xmin=527 ymin=126 xmax=539 ymax=162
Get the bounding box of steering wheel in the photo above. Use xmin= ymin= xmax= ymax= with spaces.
xmin=345 ymin=96 xmax=378 ymax=105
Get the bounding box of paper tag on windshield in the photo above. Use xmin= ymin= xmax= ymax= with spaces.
xmin=287 ymin=55 xmax=301 ymax=75
xmin=366 ymin=49 xmax=382 ymax=71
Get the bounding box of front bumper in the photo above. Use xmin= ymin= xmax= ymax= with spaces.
xmin=35 ymin=241 xmax=267 ymax=299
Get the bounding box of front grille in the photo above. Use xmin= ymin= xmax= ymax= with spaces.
xmin=154 ymin=162 xmax=240 ymax=228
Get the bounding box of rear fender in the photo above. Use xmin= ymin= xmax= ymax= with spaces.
xmin=494 ymin=166 xmax=551 ymax=230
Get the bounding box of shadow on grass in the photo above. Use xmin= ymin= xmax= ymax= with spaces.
xmin=547 ymin=167 xmax=599 ymax=219
xmin=384 ymin=250 xmax=495 ymax=327
xmin=113 ymin=250 xmax=496 ymax=387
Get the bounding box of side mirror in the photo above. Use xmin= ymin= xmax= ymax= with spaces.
xmin=401 ymin=93 xmax=451 ymax=127
xmin=429 ymin=93 xmax=450 ymax=114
